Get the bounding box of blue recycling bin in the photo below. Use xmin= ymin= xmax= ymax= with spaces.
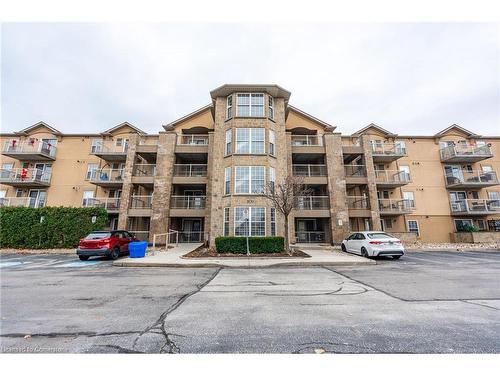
xmin=129 ymin=241 xmax=148 ymax=258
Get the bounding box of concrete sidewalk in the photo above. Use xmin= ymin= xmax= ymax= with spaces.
xmin=113 ymin=243 xmax=375 ymax=268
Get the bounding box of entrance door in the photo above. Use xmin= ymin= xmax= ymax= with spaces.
xmin=34 ymin=164 xmax=51 ymax=182
xmin=449 ymin=191 xmax=467 ymax=212
xmin=182 ymin=219 xmax=202 ymax=242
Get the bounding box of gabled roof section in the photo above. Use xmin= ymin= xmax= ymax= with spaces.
xmin=15 ymin=121 xmax=62 ymax=135
xmin=163 ymin=104 xmax=214 ymax=130
xmin=210 ymin=84 xmax=291 ymax=102
xmin=434 ymin=124 xmax=479 ymax=138
xmin=352 ymin=123 xmax=397 ymax=137
xmin=286 ymin=105 xmax=336 ymax=131
xmin=101 ymin=122 xmax=146 ymax=135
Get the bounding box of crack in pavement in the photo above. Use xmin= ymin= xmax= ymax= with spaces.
xmin=92 ymin=344 xmax=144 ymax=354
xmin=132 ymin=267 xmax=221 ymax=354
xmin=460 ymin=300 xmax=500 ymax=311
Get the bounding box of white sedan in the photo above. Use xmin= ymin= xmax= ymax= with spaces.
xmin=341 ymin=231 xmax=405 ymax=259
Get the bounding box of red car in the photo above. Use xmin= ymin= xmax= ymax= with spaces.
xmin=77 ymin=230 xmax=138 ymax=260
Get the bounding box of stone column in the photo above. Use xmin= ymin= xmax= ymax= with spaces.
xmin=361 ymin=134 xmax=382 ymax=230
xmin=204 ymin=132 xmax=215 ymax=244
xmin=118 ymin=134 xmax=138 ymax=229
xmin=324 ymin=133 xmax=350 ymax=243
xmin=150 ymin=131 xmax=177 ymax=243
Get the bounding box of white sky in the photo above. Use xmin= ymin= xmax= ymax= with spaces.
xmin=1 ymin=23 xmax=499 ymax=135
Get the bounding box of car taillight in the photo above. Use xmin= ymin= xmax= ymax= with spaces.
xmin=393 ymin=240 xmax=401 ymax=244
xmin=369 ymin=241 xmax=382 ymax=245
xmin=98 ymin=238 xmax=111 ymax=247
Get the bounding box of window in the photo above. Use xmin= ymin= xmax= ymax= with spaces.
xmin=115 ymin=138 xmax=123 ymax=147
xmin=269 ymin=167 xmax=275 ymax=192
xmin=82 ymin=191 xmax=94 ymax=206
xmin=269 ymin=129 xmax=275 ymax=156
xmin=407 ymin=220 xmax=420 ymax=236
xmin=403 ymin=191 xmax=415 ymax=208
xmin=91 ymin=139 xmax=102 ymax=153
xmin=235 ymin=128 xmax=265 ymax=154
xmin=15 ymin=189 xmax=23 ymax=197
xmin=465 ymin=165 xmax=473 ymax=172
xmin=395 ymin=140 xmax=406 ymax=154
xmin=224 ymin=167 xmax=231 ymax=195
xmin=86 ymin=163 xmax=99 ymax=180
xmin=225 ymin=129 xmax=232 ymax=156
xmin=482 ymin=165 xmax=493 ymax=172
xmin=270 ymin=208 xmax=276 ymax=236
xmin=223 ymin=208 xmax=230 ymax=236
xmin=476 ymin=219 xmax=487 ymax=231
xmin=226 ymin=95 xmax=233 ymax=119
xmin=268 ymin=96 xmax=274 ymax=120
xmin=454 ymin=219 xmax=473 ymax=232
xmin=235 ymin=166 xmax=265 ymax=194
xmin=471 ymin=191 xmax=479 ymax=199
xmin=236 ymin=93 xmax=264 ymax=117
xmin=488 ymin=191 xmax=500 ymax=200
xmin=1 ymin=163 xmax=13 ymax=179
xmin=234 ymin=207 xmax=265 ymax=236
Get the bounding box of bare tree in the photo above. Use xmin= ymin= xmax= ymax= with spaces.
xmin=263 ymin=176 xmax=312 ymax=255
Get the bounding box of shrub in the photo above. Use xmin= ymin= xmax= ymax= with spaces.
xmin=0 ymin=206 xmax=108 ymax=249
xmin=215 ymin=236 xmax=284 ymax=254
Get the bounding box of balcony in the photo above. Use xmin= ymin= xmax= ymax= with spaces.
xmin=129 ymin=195 xmax=153 ymax=216
xmin=440 ymin=144 xmax=493 ymax=163
xmin=169 ymin=195 xmax=206 ymax=217
xmin=378 ymin=199 xmax=414 ymax=216
xmin=91 ymin=141 xmax=128 ymax=161
xmin=445 ymin=170 xmax=499 ymax=189
xmin=450 ymin=199 xmax=500 ymax=216
xmin=0 ymin=197 xmax=45 ymax=208
xmin=83 ymin=197 xmax=121 ymax=213
xmin=89 ymin=168 xmax=124 ymax=188
xmin=344 ymin=165 xmax=368 ymax=185
xmin=172 ymin=164 xmax=208 ymax=184
xmin=2 ymin=139 xmax=57 ymax=161
xmin=291 ymin=135 xmax=325 ymax=154
xmin=347 ymin=196 xmax=371 ymax=217
xmin=292 ymin=164 xmax=328 ymax=184
xmin=294 ymin=196 xmax=330 ymax=217
xmin=375 ymin=170 xmax=411 ymax=188
xmin=0 ymin=168 xmax=51 ymax=188
xmin=176 ymin=134 xmax=209 ymax=154
xmin=132 ymin=164 xmax=156 ymax=185
xmin=371 ymin=142 xmax=406 ymax=162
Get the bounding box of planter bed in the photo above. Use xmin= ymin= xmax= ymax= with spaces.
xmin=184 ymin=247 xmax=311 ymax=258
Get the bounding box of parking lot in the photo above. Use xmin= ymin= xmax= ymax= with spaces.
xmin=1 ymin=250 xmax=499 ymax=353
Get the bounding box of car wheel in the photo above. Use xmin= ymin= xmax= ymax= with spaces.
xmin=392 ymin=255 xmax=402 ymax=259
xmin=109 ymin=247 xmax=120 ymax=260
xmin=341 ymin=244 xmax=347 ymax=252
xmin=79 ymin=255 xmax=90 ymax=261
xmin=361 ymin=247 xmax=369 ymax=258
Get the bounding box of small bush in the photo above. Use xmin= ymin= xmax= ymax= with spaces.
xmin=215 ymin=236 xmax=284 ymax=254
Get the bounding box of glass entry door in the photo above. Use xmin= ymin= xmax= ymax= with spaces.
xmin=181 ymin=219 xmax=202 ymax=242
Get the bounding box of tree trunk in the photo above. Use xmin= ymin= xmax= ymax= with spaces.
xmin=284 ymin=215 xmax=292 ymax=255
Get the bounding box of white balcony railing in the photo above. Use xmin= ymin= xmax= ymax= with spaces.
xmin=132 ymin=164 xmax=156 ymax=177
xmin=378 ymin=199 xmax=415 ymax=213
xmin=3 ymin=139 xmax=57 ymax=157
xmin=170 ymin=195 xmax=206 ymax=209
xmin=83 ymin=197 xmax=121 ymax=211
xmin=445 ymin=170 xmax=498 ymax=186
xmin=90 ymin=169 xmax=124 ymax=183
xmin=375 ymin=170 xmax=411 ymax=184
xmin=371 ymin=142 xmax=406 ymax=156
xmin=347 ymin=196 xmax=370 ymax=209
xmin=294 ymin=196 xmax=329 ymax=210
xmin=440 ymin=144 xmax=492 ymax=160
xmin=91 ymin=140 xmax=128 ymax=154
xmin=0 ymin=168 xmax=51 ymax=184
xmin=173 ymin=164 xmax=208 ymax=177
xmin=177 ymin=134 xmax=209 ymax=146
xmin=0 ymin=197 xmax=45 ymax=208
xmin=291 ymin=135 xmax=324 ymax=146
xmin=450 ymin=199 xmax=500 ymax=214
xmin=292 ymin=164 xmax=327 ymax=177
xmin=130 ymin=195 xmax=153 ymax=209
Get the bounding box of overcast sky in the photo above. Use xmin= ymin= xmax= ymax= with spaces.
xmin=1 ymin=23 xmax=499 ymax=135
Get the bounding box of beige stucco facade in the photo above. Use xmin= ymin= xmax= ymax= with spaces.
xmin=1 ymin=84 xmax=499 ymax=245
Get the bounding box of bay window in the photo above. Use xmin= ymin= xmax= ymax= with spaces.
xmin=269 ymin=129 xmax=275 ymax=156
xmin=234 ymin=207 xmax=266 ymax=236
xmin=224 ymin=167 xmax=231 ymax=195
xmin=270 ymin=208 xmax=276 ymax=236
xmin=224 ymin=207 xmax=230 ymax=236
xmin=236 ymin=128 xmax=265 ymax=154
xmin=269 ymin=167 xmax=275 ymax=192
xmin=268 ymin=96 xmax=274 ymax=120
xmin=225 ymin=129 xmax=232 ymax=156
xmin=235 ymin=166 xmax=265 ymax=194
xmin=226 ymin=95 xmax=233 ymax=119
xmin=237 ymin=93 xmax=264 ymax=117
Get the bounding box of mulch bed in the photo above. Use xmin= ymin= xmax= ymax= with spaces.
xmin=184 ymin=247 xmax=311 ymax=258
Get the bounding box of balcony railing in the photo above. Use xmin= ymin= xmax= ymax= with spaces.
xmin=445 ymin=170 xmax=499 ymax=186
xmin=0 ymin=197 xmax=45 ymax=208
xmin=179 ymin=231 xmax=205 ymax=243
xmin=2 ymin=139 xmax=57 ymax=158
xmin=0 ymin=168 xmax=51 ymax=184
xmin=347 ymin=196 xmax=370 ymax=209
xmin=173 ymin=164 xmax=208 ymax=177
xmin=371 ymin=142 xmax=406 ymax=157
xmin=90 ymin=169 xmax=124 ymax=183
xmin=170 ymin=195 xmax=206 ymax=209
xmin=132 ymin=164 xmax=156 ymax=177
xmin=296 ymin=231 xmax=326 ymax=243
xmin=177 ymin=134 xmax=209 ymax=146
xmin=291 ymin=135 xmax=323 ymax=146
xmin=130 ymin=195 xmax=153 ymax=209
xmin=292 ymin=164 xmax=327 ymax=177
xmin=440 ymin=144 xmax=492 ymax=160
xmin=450 ymin=199 xmax=500 ymax=214
xmin=378 ymin=199 xmax=415 ymax=213
xmin=344 ymin=165 xmax=367 ymax=177
xmin=294 ymin=196 xmax=329 ymax=210
xmin=83 ymin=197 xmax=121 ymax=211
xmin=375 ymin=170 xmax=411 ymax=184
xmin=90 ymin=140 xmax=128 ymax=154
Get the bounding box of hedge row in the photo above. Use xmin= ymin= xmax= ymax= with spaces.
xmin=215 ymin=236 xmax=284 ymax=254
xmin=0 ymin=206 xmax=108 ymax=249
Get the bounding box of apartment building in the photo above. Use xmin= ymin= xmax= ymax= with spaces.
xmin=1 ymin=84 xmax=499 ymax=245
